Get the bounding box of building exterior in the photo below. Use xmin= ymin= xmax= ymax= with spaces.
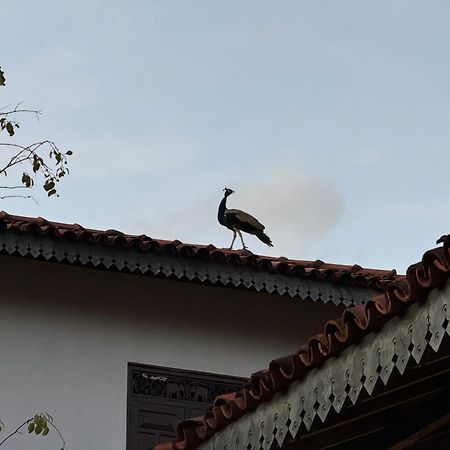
xmin=157 ymin=236 xmax=450 ymax=450
xmin=0 ymin=211 xmax=400 ymax=450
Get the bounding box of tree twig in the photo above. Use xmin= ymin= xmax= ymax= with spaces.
xmin=0 ymin=103 xmax=42 ymax=117
xmin=0 ymin=194 xmax=39 ymax=205
xmin=48 ymin=421 xmax=67 ymax=449
xmin=0 ymin=66 xmax=72 ymax=199
xmin=0 ymin=419 xmax=31 ymax=447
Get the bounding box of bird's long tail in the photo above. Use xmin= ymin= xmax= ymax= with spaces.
xmin=256 ymin=231 xmax=273 ymax=247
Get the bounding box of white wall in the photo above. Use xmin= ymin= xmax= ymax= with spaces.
xmin=0 ymin=255 xmax=342 ymax=450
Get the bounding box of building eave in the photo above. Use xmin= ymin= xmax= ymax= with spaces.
xmin=156 ymin=234 xmax=450 ymax=450
xmin=195 ymin=281 xmax=450 ymax=450
xmin=0 ymin=211 xmax=396 ymax=306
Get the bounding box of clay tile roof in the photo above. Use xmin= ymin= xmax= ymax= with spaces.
xmin=0 ymin=211 xmax=397 ymax=289
xmin=155 ymin=235 xmax=450 ymax=450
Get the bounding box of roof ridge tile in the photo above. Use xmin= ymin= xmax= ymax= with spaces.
xmin=0 ymin=211 xmax=398 ymax=290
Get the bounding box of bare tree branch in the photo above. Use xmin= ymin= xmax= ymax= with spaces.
xmin=0 ymin=419 xmax=31 ymax=447
xmin=0 ymin=195 xmax=39 ymax=205
xmin=0 ymin=101 xmax=42 ymax=118
xmin=0 ymin=108 xmax=42 ymax=117
xmin=48 ymin=420 xmax=67 ymax=449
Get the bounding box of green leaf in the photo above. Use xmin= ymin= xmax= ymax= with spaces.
xmin=42 ymin=426 xmax=49 ymax=436
xmin=6 ymin=122 xmax=14 ymax=136
xmin=44 ymin=180 xmax=55 ymax=191
xmin=0 ymin=67 xmax=5 ymax=86
xmin=48 ymin=189 xmax=57 ymax=197
xmin=22 ymin=173 xmax=32 ymax=187
xmin=66 ymin=150 xmax=73 ymax=155
xmin=28 ymin=422 xmax=35 ymax=433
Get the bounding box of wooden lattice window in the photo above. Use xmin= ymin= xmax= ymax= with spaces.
xmin=126 ymin=363 xmax=246 ymax=450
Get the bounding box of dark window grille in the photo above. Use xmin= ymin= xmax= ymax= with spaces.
xmin=127 ymin=363 xmax=246 ymax=450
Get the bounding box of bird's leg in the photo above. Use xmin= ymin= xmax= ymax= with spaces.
xmin=237 ymin=230 xmax=248 ymax=250
xmin=229 ymin=230 xmax=237 ymax=250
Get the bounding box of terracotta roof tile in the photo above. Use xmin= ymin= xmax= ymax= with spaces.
xmin=155 ymin=234 xmax=450 ymax=450
xmin=0 ymin=211 xmax=397 ymax=289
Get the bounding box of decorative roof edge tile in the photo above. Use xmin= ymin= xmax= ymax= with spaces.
xmin=197 ymin=283 xmax=449 ymax=450
xmin=155 ymin=234 xmax=450 ymax=450
xmin=0 ymin=211 xmax=397 ymax=306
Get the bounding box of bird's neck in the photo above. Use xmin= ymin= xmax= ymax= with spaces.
xmin=217 ymin=196 xmax=228 ymax=225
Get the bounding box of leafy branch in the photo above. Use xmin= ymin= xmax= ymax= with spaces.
xmin=0 ymin=65 xmax=73 ymax=199
xmin=0 ymin=413 xmax=66 ymax=449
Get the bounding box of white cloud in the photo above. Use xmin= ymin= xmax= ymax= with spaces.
xmin=128 ymin=168 xmax=344 ymax=258
xmin=234 ymin=169 xmax=344 ymax=252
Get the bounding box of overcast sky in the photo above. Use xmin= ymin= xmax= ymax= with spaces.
xmin=1 ymin=1 xmax=450 ymax=273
